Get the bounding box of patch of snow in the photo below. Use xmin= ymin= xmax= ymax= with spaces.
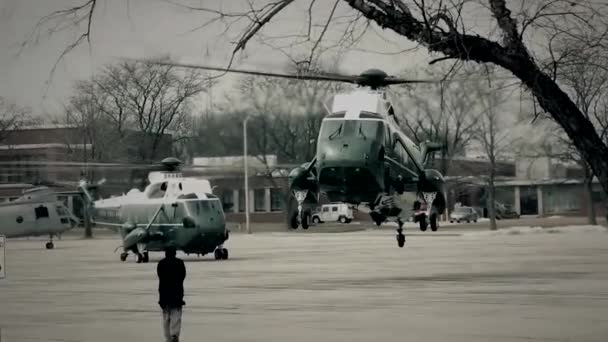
xmin=463 ymin=225 xmax=608 ymax=237
xmin=546 ymin=215 xmax=564 ymax=219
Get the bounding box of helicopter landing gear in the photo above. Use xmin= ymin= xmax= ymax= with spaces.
xmin=422 ymin=192 xmax=436 ymax=215
xmin=131 ymin=244 xmax=149 ymax=263
xmin=419 ymin=192 xmax=439 ymax=232
xmin=370 ymin=211 xmax=385 ymax=227
xmin=396 ymin=219 xmax=405 ymax=248
xmin=290 ymin=190 xmax=309 ymax=229
xmin=133 ymin=252 xmax=149 ymax=263
xmin=45 ymin=234 xmax=54 ymax=249
xmin=214 ymin=247 xmax=228 ymax=260
xmin=119 ymin=251 xmax=148 ymax=263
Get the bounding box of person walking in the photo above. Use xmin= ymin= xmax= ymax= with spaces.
xmin=157 ymin=246 xmax=186 ymax=342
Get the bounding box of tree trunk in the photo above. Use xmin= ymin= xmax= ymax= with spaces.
xmin=584 ymin=166 xmax=597 ymax=225
xmin=488 ymin=172 xmax=497 ymax=231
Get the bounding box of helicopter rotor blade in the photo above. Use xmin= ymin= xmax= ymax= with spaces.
xmin=123 ymin=57 xmax=448 ymax=87
xmin=131 ymin=59 xmax=360 ymax=84
xmin=384 ymin=78 xmax=445 ymax=85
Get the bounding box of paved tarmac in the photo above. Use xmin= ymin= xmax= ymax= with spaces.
xmin=223 ymin=215 xmax=608 ymax=234
xmin=1 ymin=225 xmax=608 ymax=342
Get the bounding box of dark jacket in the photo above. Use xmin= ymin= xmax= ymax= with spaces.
xmin=157 ymin=256 xmax=186 ymax=309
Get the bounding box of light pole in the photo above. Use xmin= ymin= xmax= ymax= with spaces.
xmin=243 ymin=116 xmax=251 ymax=234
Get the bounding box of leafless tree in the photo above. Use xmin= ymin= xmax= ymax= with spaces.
xmin=475 ymin=72 xmax=518 ymax=230
xmin=393 ymin=63 xmax=493 ymax=176
xmin=0 ymin=97 xmax=35 ymax=143
xmin=102 ymin=60 xmax=209 ymax=161
xmin=58 ymin=79 xmax=129 ymax=163
xmin=63 ymin=59 xmax=210 ymax=162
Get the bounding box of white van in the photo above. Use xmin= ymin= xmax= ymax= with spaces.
xmin=311 ymin=203 xmax=354 ymax=224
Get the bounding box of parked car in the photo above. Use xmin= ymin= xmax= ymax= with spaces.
xmin=311 ymin=203 xmax=354 ymax=224
xmin=449 ymin=206 xmax=478 ymax=223
xmin=496 ymin=204 xmax=520 ymax=219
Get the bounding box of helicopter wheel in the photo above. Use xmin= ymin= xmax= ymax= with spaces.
xmin=120 ymin=252 xmax=128 ymax=262
xmin=214 ymin=249 xmax=223 ymax=260
xmin=301 ymin=212 xmax=310 ymax=230
xmin=45 ymin=242 xmax=54 ymax=249
xmin=370 ymin=211 xmax=384 ymax=226
xmin=289 ymin=211 xmax=299 ymax=230
xmin=419 ymin=216 xmax=428 ymax=231
xmin=142 ymin=252 xmax=150 ymax=263
xmin=221 ymin=248 xmax=229 ymax=260
xmin=136 ymin=253 xmax=144 ymax=263
xmin=396 ymin=219 xmax=405 ymax=247
xmin=396 ymin=233 xmax=405 ymax=248
xmin=430 ymin=213 xmax=438 ymax=232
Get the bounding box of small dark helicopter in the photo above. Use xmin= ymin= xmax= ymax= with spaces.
xmin=142 ymin=60 xmax=447 ymax=247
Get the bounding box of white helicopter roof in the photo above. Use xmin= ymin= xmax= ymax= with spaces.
xmin=94 ymin=170 xmax=215 ymax=208
xmin=331 ymin=89 xmax=390 ymax=119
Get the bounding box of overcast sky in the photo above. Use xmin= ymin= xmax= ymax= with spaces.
xmin=0 ymin=0 xmax=515 ymax=117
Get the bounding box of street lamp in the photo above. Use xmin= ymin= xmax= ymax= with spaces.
xmin=243 ymin=116 xmax=251 ymax=234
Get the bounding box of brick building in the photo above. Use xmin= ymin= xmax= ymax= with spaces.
xmin=1 ymin=125 xmax=604 ymax=224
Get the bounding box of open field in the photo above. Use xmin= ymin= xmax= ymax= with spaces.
xmin=1 ymin=223 xmax=608 ymax=342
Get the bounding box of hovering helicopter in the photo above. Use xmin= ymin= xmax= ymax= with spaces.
xmin=80 ymin=157 xmax=230 ymax=263
xmin=140 ymin=60 xmax=447 ymax=248
xmin=0 ymin=186 xmax=79 ymax=249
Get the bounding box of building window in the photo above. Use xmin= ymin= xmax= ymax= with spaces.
xmin=221 ymin=190 xmax=234 ymax=212
xmin=254 ymin=189 xmax=266 ymax=212
xmin=544 ymin=184 xmax=582 ymax=214
xmin=592 ymin=190 xmax=606 ymax=203
xmin=271 ymin=188 xmax=284 ymax=212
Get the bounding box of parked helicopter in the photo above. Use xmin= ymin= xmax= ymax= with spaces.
xmin=79 ymin=157 xmax=230 ymax=263
xmin=140 ymin=59 xmax=447 ymax=248
xmin=0 ymin=186 xmax=79 ymax=249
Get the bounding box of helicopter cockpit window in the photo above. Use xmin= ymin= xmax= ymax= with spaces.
xmin=357 ymin=121 xmax=384 ymax=141
xmin=319 ymin=120 xmax=344 ymax=140
xmin=321 ymin=119 xmax=385 ymax=141
xmin=384 ymin=125 xmax=392 ymax=147
xmin=185 ymin=199 xmax=222 ymax=217
xmin=359 ymin=111 xmax=382 ymax=119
